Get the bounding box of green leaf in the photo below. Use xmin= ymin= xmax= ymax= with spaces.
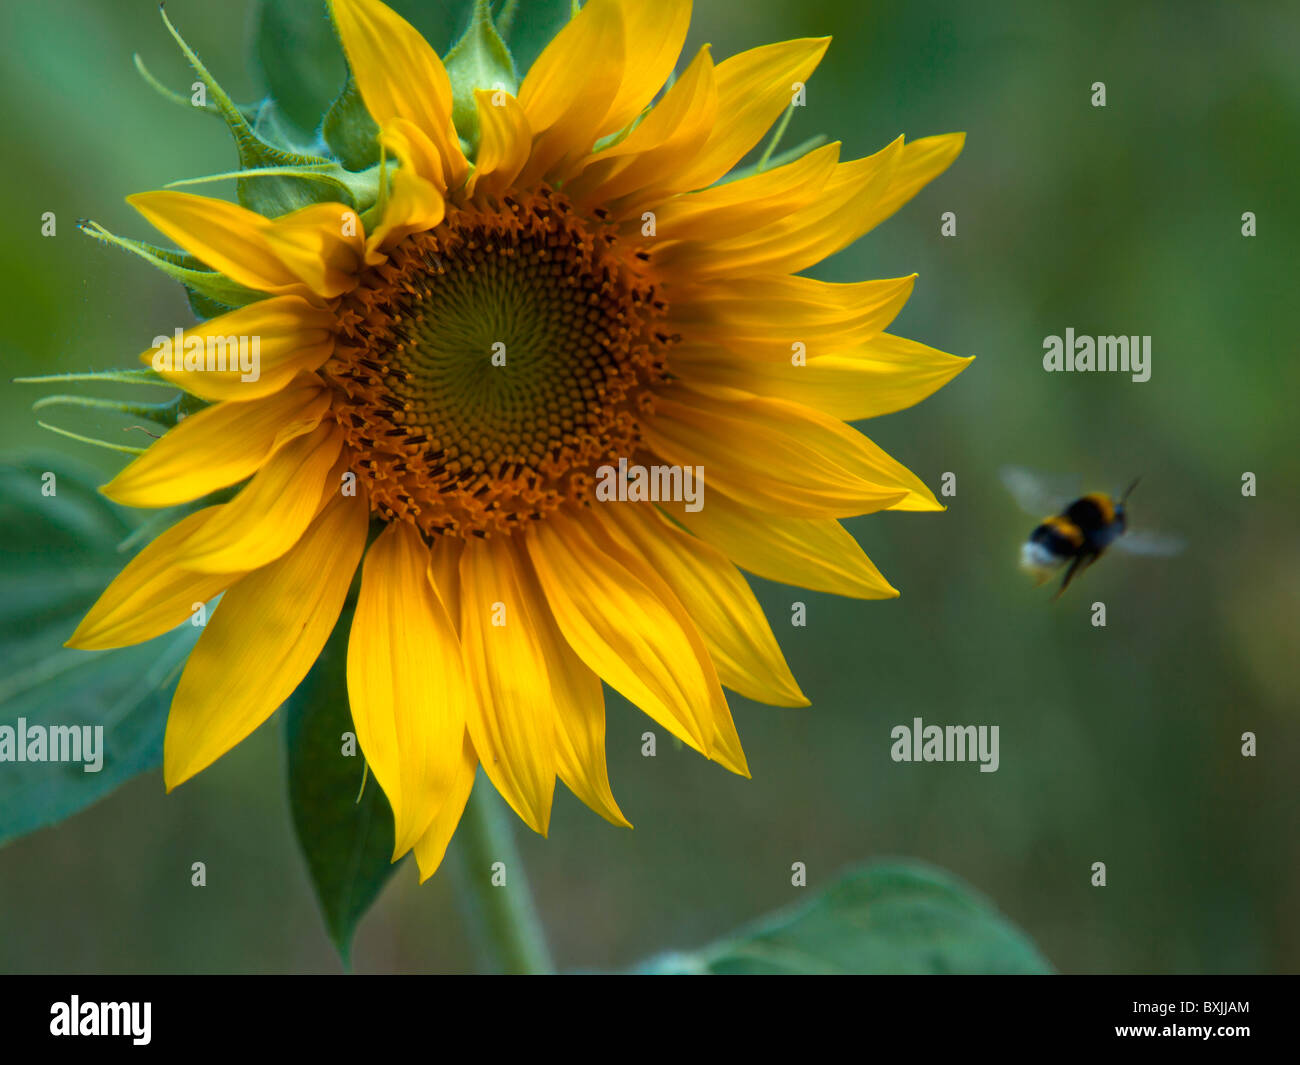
xmin=285 ymin=600 xmax=402 ymax=966
xmin=252 ymin=0 xmax=346 ymax=136
xmin=637 ymin=860 xmax=1052 ymax=974
xmin=0 ymin=459 xmax=201 ymax=848
xmin=250 ymin=96 xmax=325 ymax=158
xmin=444 ymin=0 xmax=518 ymax=155
xmin=497 ymin=0 xmax=573 ymax=76
xmin=386 ymin=0 xmax=474 ymax=56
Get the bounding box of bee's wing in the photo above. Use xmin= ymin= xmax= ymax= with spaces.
xmin=999 ymin=466 xmax=1082 ymax=517
xmin=1114 ymin=529 xmax=1186 ymax=557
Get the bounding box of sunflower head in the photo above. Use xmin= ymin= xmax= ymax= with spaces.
xmin=62 ymin=0 xmax=971 ymax=881
xmin=332 ymin=186 xmax=669 ymax=538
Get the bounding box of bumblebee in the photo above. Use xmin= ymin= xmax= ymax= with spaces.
xmin=1001 ymin=467 xmax=1184 ymax=598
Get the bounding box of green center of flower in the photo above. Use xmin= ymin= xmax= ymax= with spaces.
xmin=327 ymin=189 xmax=671 ymax=538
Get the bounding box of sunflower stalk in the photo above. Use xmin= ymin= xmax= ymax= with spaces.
xmin=454 ymin=783 xmax=554 ymax=975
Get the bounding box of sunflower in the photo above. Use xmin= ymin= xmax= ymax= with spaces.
xmin=66 ymin=0 xmax=969 ymax=880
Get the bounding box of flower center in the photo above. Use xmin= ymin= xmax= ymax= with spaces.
xmin=325 ymin=189 xmax=671 ymax=538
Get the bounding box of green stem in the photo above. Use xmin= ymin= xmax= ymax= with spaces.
xmin=455 ymin=779 xmax=554 ymax=974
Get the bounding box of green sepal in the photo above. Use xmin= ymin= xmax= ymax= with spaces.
xmin=131 ymin=52 xmax=264 ymax=125
xmin=14 ymin=368 xmax=173 ymax=389
xmin=323 ymin=70 xmax=382 ymax=171
xmin=444 ymin=0 xmax=518 ymax=157
xmin=592 ymin=104 xmax=649 ymax=154
xmin=14 ymin=363 xmax=196 ymax=455
xmin=34 ymin=423 xmax=147 ymax=457
xmin=160 ymin=6 xmax=340 ymax=218
xmin=132 ymin=53 xmax=217 ymax=116
xmin=164 ymin=161 xmax=385 ymax=219
xmin=77 ymin=220 xmax=266 ymax=315
xmin=32 ymin=394 xmax=184 ymax=426
xmin=29 ymin=386 xmax=207 ymax=453
xmin=185 ymin=287 xmax=235 ymax=322
xmin=17 ymin=368 xmax=209 ymax=426
xmin=721 ymin=134 xmax=830 ymax=186
xmin=357 ymin=145 xmax=390 ymax=238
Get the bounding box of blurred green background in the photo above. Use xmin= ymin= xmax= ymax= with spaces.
xmin=1 ymin=0 xmax=1297 ymax=973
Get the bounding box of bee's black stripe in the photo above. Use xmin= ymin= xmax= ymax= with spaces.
xmin=1065 ymin=494 xmax=1113 ymax=533
xmin=1031 ymin=517 xmax=1083 ymax=559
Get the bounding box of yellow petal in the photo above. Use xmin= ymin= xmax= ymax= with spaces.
xmin=603 ymin=504 xmax=807 ymax=707
xmin=662 ymin=490 xmax=899 ymax=600
xmin=129 ymin=192 xmax=363 ymax=300
xmin=427 ymin=534 xmax=462 ymax=626
xmin=670 ymin=274 xmax=916 ymax=357
xmin=657 ymin=135 xmax=903 ymax=280
xmin=348 ymin=521 xmax=469 ymax=857
xmin=667 ymin=37 xmax=830 ymax=192
xmin=366 ymin=118 xmax=447 ymax=260
xmin=65 ymin=507 xmax=236 ymax=651
xmin=514 ymin=548 xmax=631 ymax=828
xmin=380 ymin=116 xmax=445 ymax=188
xmin=467 ymin=90 xmax=532 ymax=199
xmin=413 ymin=734 xmax=478 ymax=881
xmin=516 ymin=0 xmax=625 ymax=184
xmin=139 ymin=295 xmax=336 ymax=402
xmin=582 ymin=508 xmax=750 ymax=777
xmin=496 ymin=0 xmax=690 ymax=186
xmin=664 ymin=133 xmax=964 ymax=280
xmin=678 ymin=333 xmax=974 ymax=421
xmin=163 ymin=489 xmax=368 ymax=789
xmin=525 ymin=508 xmax=724 ymax=762
xmin=598 ymin=0 xmax=692 ymax=138
xmin=459 ymin=536 xmax=557 ymax=835
xmin=859 ymin=132 xmax=965 ymax=239
xmin=329 ymin=0 xmax=467 ymax=189
xmin=644 ymin=392 xmax=927 ymax=518
xmin=101 ymin=375 xmax=330 ymax=508
xmin=645 ymin=141 xmax=840 ymax=241
xmin=260 ymin=203 xmax=366 ymax=296
xmin=567 ymin=45 xmax=718 ymax=209
xmin=168 ymin=422 xmax=343 ymax=574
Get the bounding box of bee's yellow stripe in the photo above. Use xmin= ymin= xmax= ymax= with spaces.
xmin=1083 ymin=492 xmax=1115 ymax=524
xmin=1044 ymin=514 xmax=1084 ymax=548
